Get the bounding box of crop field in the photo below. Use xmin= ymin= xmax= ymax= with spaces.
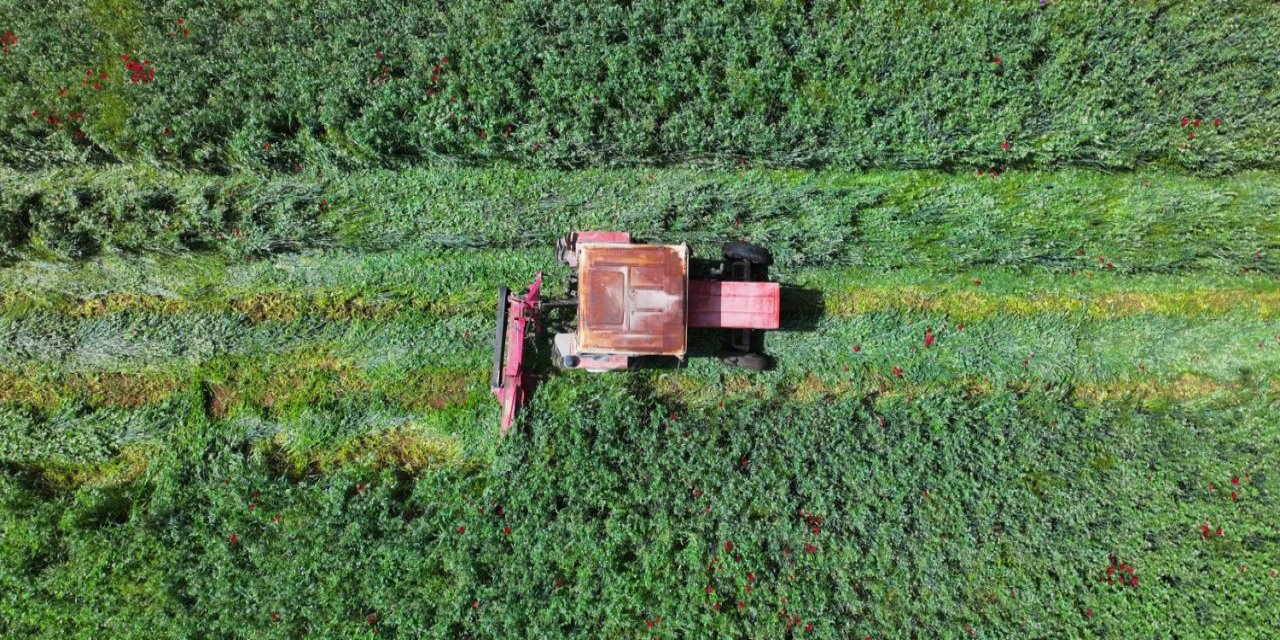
xmin=2 ymin=2 xmax=1280 ymax=639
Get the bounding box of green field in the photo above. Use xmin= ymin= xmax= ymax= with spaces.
xmin=3 ymin=2 xmax=1280 ymax=638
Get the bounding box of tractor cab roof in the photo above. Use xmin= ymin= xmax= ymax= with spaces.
xmin=577 ymin=243 xmax=688 ymax=356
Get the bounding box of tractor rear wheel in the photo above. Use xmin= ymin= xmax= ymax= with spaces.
xmin=722 ymin=242 xmax=773 ymax=267
xmin=720 ymin=350 xmax=770 ymax=371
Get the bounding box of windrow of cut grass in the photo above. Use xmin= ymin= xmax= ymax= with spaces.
xmin=2 ymin=380 xmax=1276 ymax=638
xmin=3 ymin=302 xmax=1274 ymax=388
xmin=3 ymin=168 xmax=1277 ymax=271
xmin=2 ymin=1 xmax=1278 ymax=172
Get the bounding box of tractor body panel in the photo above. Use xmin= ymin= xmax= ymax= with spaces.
xmin=687 ymin=280 xmax=781 ymax=329
xmin=577 ymin=243 xmax=688 ymax=356
xmin=558 ymin=231 xmax=630 ymax=268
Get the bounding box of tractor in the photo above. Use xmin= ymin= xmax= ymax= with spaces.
xmin=491 ymin=231 xmax=780 ymax=435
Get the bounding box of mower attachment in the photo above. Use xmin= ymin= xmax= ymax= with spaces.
xmin=491 ymin=273 xmax=542 ymax=436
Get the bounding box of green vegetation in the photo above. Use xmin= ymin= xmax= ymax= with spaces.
xmin=2 ymin=238 xmax=1277 ymax=637
xmin=3 ymin=167 xmax=1277 ymax=269
xmin=2 ymin=1 xmax=1279 ymax=638
xmin=2 ymin=1 xmax=1279 ymax=172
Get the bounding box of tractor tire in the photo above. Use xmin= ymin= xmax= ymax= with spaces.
xmin=722 ymin=242 xmax=773 ymax=267
xmin=720 ymin=350 xmax=770 ymax=371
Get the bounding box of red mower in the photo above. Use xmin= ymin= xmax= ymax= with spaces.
xmin=491 ymin=231 xmax=781 ymax=435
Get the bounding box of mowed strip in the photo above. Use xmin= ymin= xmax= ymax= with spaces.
xmin=3 ymin=248 xmax=1276 ymax=323
xmin=0 ymin=360 xmax=481 ymax=415
xmin=823 ymin=287 xmax=1280 ymax=320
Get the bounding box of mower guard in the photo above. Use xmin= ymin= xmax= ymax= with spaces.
xmin=491 ymin=273 xmax=542 ymax=436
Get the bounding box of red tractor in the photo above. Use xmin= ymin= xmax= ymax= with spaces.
xmin=491 ymin=231 xmax=780 ymax=435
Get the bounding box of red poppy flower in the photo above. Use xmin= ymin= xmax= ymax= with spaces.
xmin=804 ymin=544 xmax=816 ymax=554
xmin=229 ymin=533 xmax=239 ymax=544
xmin=1180 ymin=117 xmax=1189 ymax=126
xmin=1000 ymin=140 xmax=1010 ymax=151
xmin=503 ymin=525 xmax=511 ymax=535
xmin=892 ymin=366 xmax=903 ymax=378
xmin=992 ymin=56 xmax=1002 ymax=64
xmin=1201 ymin=524 xmax=1210 ymax=538
xmin=441 ymin=55 xmax=448 ymax=64
xmin=1106 ymin=566 xmax=1115 ymax=575
xmin=367 ymin=614 xmax=376 ymax=625
xmin=427 ymin=88 xmax=434 ymax=95
xmin=178 ymin=18 xmax=185 ymax=25
xmin=249 ymin=502 xmax=256 ymax=511
xmin=93 ymin=82 xmax=101 ymax=90
xmin=1216 ymin=527 xmax=1224 ymax=536
xmin=272 ymin=611 xmax=279 ymax=621
xmin=853 ymin=344 xmax=860 ymax=352
xmin=375 ymin=50 xmax=382 ymax=59
xmin=1231 ymin=476 xmax=1240 ymax=485
xmin=924 ymin=328 xmax=935 ymax=348
xmin=473 ymin=599 xmax=480 ymax=609
xmin=1188 ymin=132 xmax=1194 ymax=140
xmin=182 ymin=28 xmax=190 ymax=36
xmin=747 ymin=572 xmax=755 ymax=581
xmin=706 ymin=585 xmax=715 ymax=594
xmin=713 ymin=602 xmax=722 ymax=611
xmin=646 ymin=619 xmax=654 ymax=628
xmin=1231 ymin=491 xmax=1238 ymax=500
xmin=1213 ymin=118 xmax=1221 ymax=126
xmin=805 ymin=624 xmax=814 ymax=632
xmin=1240 ymin=565 xmax=1246 ymax=573
xmin=878 ymin=416 xmax=887 ymax=426
xmin=357 ymin=483 xmax=366 ymax=493
xmin=725 ymin=540 xmax=734 ymax=552
xmin=273 ymin=514 xmax=281 ymax=523
xmin=693 ymin=488 xmax=702 ymax=498
xmin=458 ymin=526 xmax=465 ymax=534
xmin=1193 ymin=118 xmax=1200 ymax=127
xmin=972 ymin=279 xmax=981 ymax=286
xmin=738 ymin=601 xmax=746 ymax=610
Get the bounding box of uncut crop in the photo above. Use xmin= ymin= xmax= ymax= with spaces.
xmin=2 ymin=1 xmax=1279 ymax=172
xmin=2 ymin=2 xmax=1279 ymax=639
